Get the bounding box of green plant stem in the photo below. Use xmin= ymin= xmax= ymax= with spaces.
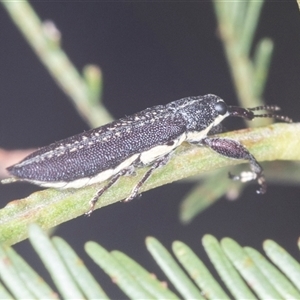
xmin=213 ymin=1 xmax=272 ymax=128
xmin=1 ymin=1 xmax=112 ymax=127
xmin=0 ymin=123 xmax=299 ymax=245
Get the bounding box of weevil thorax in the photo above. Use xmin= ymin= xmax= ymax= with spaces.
xmin=170 ymin=94 xmax=229 ymax=142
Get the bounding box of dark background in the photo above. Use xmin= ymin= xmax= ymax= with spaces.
xmin=0 ymin=1 xmax=300 ymax=297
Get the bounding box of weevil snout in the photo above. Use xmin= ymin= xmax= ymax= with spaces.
xmin=228 ymin=104 xmax=293 ymax=123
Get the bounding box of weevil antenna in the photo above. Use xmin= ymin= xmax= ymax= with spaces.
xmin=228 ymin=105 xmax=292 ymax=123
xmin=247 ymin=105 xmax=292 ymax=122
xmin=247 ymin=105 xmax=281 ymax=112
xmin=250 ymin=113 xmax=292 ymax=123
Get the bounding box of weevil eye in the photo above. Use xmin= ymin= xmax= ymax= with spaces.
xmin=215 ymin=101 xmax=228 ymax=115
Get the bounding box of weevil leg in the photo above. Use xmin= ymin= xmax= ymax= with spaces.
xmin=199 ymin=137 xmax=266 ymax=194
xmin=124 ymin=153 xmax=172 ymax=202
xmin=86 ymin=166 xmax=135 ymax=216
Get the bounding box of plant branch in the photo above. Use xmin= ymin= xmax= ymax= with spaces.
xmin=1 ymin=1 xmax=112 ymax=128
xmin=213 ymin=1 xmax=272 ymax=127
xmin=0 ymin=123 xmax=299 ymax=245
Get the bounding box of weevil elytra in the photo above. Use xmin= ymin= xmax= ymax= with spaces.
xmin=2 ymin=94 xmax=292 ymax=215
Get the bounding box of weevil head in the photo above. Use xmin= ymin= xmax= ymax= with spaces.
xmin=177 ymin=94 xmax=292 ymax=133
xmin=175 ymin=94 xmax=230 ymax=132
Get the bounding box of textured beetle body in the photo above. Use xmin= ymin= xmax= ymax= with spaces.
xmin=6 ymin=95 xmax=228 ymax=188
xmin=3 ymin=94 xmax=292 ymax=215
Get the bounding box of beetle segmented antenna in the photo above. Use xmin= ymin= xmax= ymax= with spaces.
xmin=228 ymin=105 xmax=293 ymax=123
xmin=248 ymin=105 xmax=292 ymax=123
xmin=248 ymin=104 xmax=281 ymax=111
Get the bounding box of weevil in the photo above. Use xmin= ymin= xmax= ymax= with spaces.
xmin=2 ymin=94 xmax=292 ymax=215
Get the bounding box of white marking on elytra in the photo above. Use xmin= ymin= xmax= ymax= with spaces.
xmin=139 ymin=134 xmax=186 ymax=165
xmin=88 ymin=154 xmax=139 ymax=186
xmin=20 ymin=133 xmax=189 ymax=189
xmin=27 ymin=153 xmax=140 ymax=189
xmin=186 ymin=113 xmax=229 ymax=143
